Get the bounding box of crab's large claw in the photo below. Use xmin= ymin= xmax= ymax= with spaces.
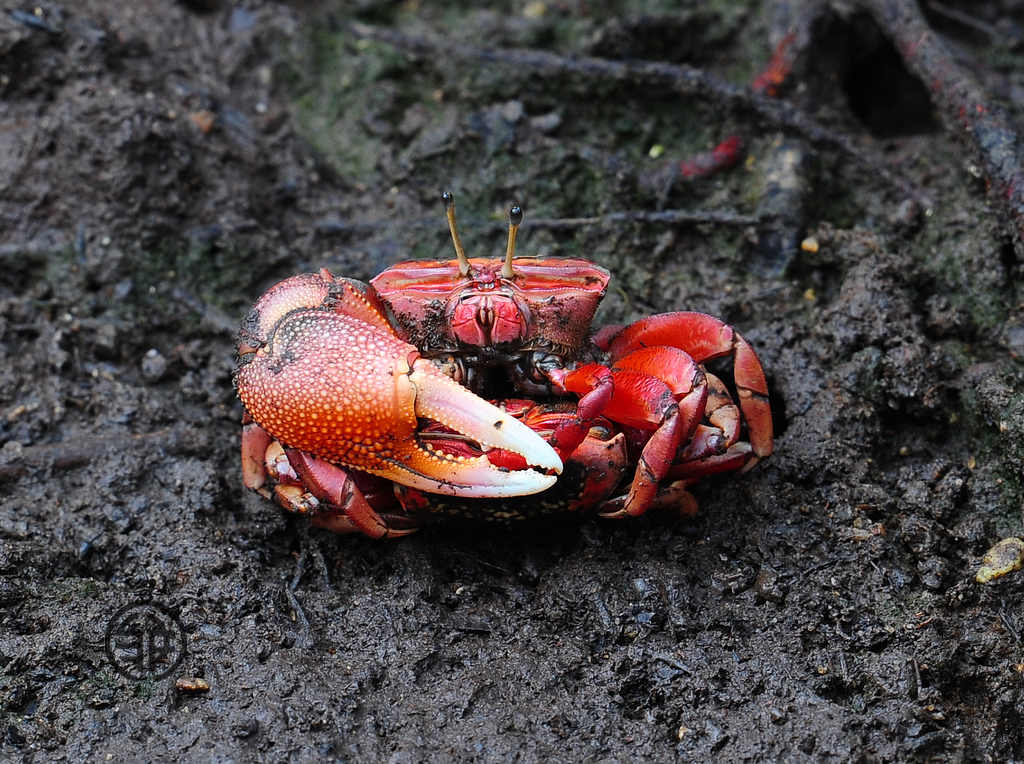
xmin=234 ymin=272 xmax=561 ymax=497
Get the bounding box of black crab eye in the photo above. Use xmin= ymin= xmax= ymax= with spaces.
xmin=509 ymin=204 xmax=523 ymax=225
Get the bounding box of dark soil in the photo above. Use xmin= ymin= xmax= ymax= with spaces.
xmin=3 ymin=1 xmax=1024 ymax=760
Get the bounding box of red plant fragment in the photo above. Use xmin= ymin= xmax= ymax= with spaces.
xmin=751 ymin=30 xmax=797 ymax=97
xmin=678 ymin=135 xmax=744 ymax=180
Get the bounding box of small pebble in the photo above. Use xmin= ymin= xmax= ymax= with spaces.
xmin=889 ymin=198 xmax=921 ymax=227
xmin=529 ymin=111 xmax=561 ymax=133
xmin=175 ymin=677 xmax=211 ymax=693
xmin=976 ymin=537 xmax=1024 ymax=583
xmin=141 ymin=348 xmax=168 ymax=382
xmin=1007 ymin=322 xmax=1024 ymax=359
xmin=523 ymin=1 xmax=546 ymax=18
xmin=800 ymin=236 xmax=819 ymax=253
xmin=754 ymin=567 xmax=787 ymax=603
xmin=189 ymin=110 xmax=216 ymax=133
xmin=500 ymin=100 xmax=524 ymax=123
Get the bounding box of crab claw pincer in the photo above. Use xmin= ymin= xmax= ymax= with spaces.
xmin=234 ymin=271 xmax=561 ymax=497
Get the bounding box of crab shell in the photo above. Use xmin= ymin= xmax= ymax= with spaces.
xmin=370 ymin=257 xmax=610 ymax=356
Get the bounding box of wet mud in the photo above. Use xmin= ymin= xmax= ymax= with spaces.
xmin=2 ymin=1 xmax=1024 ymax=760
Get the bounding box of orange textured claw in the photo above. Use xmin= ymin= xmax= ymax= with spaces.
xmin=235 ymin=273 xmax=560 ymax=498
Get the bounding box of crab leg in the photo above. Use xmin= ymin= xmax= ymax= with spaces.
xmin=241 ymin=416 xmax=274 ymax=493
xmin=235 ymin=273 xmax=562 ymax=499
xmin=676 ymin=373 xmax=740 ymax=462
xmin=544 ymin=364 xmax=614 ymax=460
xmin=244 ymin=425 xmax=418 ymax=538
xmin=668 ymin=442 xmax=755 ymax=480
xmin=284 ymin=449 xmax=416 ymax=539
xmin=605 ymin=311 xmax=773 ymax=460
xmin=597 ymin=367 xmax=708 ymax=518
xmin=548 ymin=346 xmax=712 ymax=517
xmin=703 ymin=372 xmax=741 ymax=445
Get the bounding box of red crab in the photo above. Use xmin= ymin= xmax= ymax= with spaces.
xmin=234 ymin=193 xmax=773 ymax=538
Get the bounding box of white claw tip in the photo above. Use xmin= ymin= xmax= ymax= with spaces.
xmin=490 ymin=412 xmax=563 ymax=474
xmin=412 ymin=362 xmax=563 ymax=475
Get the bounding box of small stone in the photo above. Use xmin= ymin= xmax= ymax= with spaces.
xmin=0 ymin=440 xmax=24 ymax=463
xmin=233 ymin=718 xmax=259 ymax=738
xmin=889 ymin=198 xmax=920 ymax=228
xmin=523 ymin=1 xmax=546 ymax=18
xmin=710 ymin=565 xmax=755 ymax=595
xmin=189 ymin=110 xmax=216 ymax=133
xmin=175 ymin=677 xmax=210 ymax=693
xmin=976 ymin=537 xmax=1024 ymax=583
xmin=500 ymin=100 xmax=524 ymax=123
xmin=141 ymin=348 xmax=168 ymax=382
xmin=754 ymin=567 xmax=787 ymax=603
xmin=918 ymin=556 xmax=949 ymax=591
xmin=93 ymin=322 xmax=118 ymax=360
xmin=398 ymin=103 xmax=429 ymax=137
xmin=529 ymin=111 xmax=562 ymax=133
xmin=1007 ymin=322 xmax=1024 ymax=359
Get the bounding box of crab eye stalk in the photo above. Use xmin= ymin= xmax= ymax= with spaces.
xmin=443 ymin=191 xmax=472 ymax=277
xmin=502 ymin=203 xmax=523 ymax=279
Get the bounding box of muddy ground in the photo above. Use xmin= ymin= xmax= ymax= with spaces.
xmin=2 ymin=0 xmax=1024 ymax=760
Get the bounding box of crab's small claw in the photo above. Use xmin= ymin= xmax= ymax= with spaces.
xmin=234 ymin=273 xmax=561 ymax=499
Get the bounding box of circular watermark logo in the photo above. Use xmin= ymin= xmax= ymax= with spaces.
xmin=105 ymin=600 xmax=186 ymax=680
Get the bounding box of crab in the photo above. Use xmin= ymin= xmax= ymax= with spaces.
xmin=234 ymin=193 xmax=773 ymax=538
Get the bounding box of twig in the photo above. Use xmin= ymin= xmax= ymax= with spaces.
xmin=316 ymin=208 xmax=763 ymax=239
xmin=286 ymin=540 xmax=314 ymax=650
xmin=350 ymin=21 xmax=924 ymax=204
xmin=526 ymin=208 xmax=764 ymax=229
xmin=862 ymin=0 xmax=1024 ymax=256
xmin=349 ymin=22 xmax=747 ymax=105
xmin=284 ymin=522 xmax=331 ymax=650
xmin=999 ymin=599 xmax=1022 ymax=643
xmin=925 ymin=1 xmax=1000 ymax=42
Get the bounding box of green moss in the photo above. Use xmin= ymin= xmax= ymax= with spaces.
xmin=132 ymin=677 xmax=157 ymax=700
xmin=51 ymin=578 xmax=101 ymax=603
xmin=126 ymin=240 xmax=265 ymax=317
xmin=282 ymin=4 xmax=753 ymax=216
xmin=288 ymin=33 xmax=414 ymax=181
